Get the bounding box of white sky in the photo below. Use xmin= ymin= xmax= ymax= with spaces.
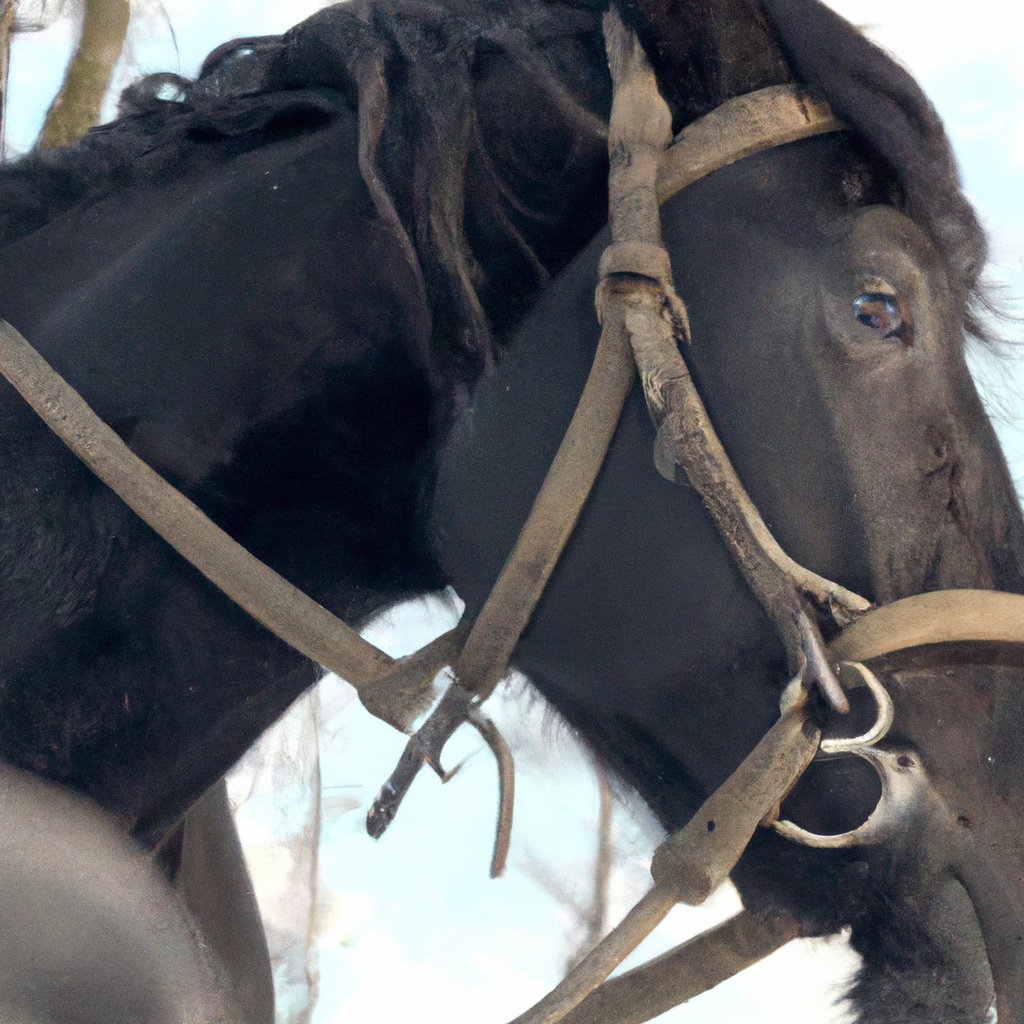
xmin=6 ymin=2 xmax=1024 ymax=1023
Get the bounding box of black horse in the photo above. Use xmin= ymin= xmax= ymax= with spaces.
xmin=0 ymin=0 xmax=1021 ymax=1020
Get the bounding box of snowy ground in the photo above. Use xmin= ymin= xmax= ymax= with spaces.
xmin=8 ymin=1 xmax=1024 ymax=1021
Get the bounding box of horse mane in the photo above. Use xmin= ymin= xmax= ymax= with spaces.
xmin=0 ymin=0 xmax=611 ymax=385
xmin=0 ymin=0 xmax=991 ymax=373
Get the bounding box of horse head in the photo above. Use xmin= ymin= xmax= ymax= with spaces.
xmin=433 ymin=29 xmax=1024 ymax=1022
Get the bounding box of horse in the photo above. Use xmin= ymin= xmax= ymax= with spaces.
xmin=0 ymin=759 xmax=240 ymax=1023
xmin=434 ymin=121 xmax=1024 ymax=1021
xmin=0 ymin=0 xmax=1021 ymax=1020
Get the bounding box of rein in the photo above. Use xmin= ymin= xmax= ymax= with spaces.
xmin=1 ymin=16 xmax=1023 ymax=1024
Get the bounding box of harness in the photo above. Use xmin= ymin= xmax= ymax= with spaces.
xmin=1 ymin=11 xmax=1023 ymax=1023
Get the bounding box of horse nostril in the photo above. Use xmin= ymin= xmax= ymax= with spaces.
xmin=778 ymin=756 xmax=882 ymax=836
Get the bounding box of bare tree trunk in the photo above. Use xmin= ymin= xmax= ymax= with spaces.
xmin=586 ymin=763 xmax=613 ymax=947
xmin=0 ymin=0 xmax=14 ymax=159
xmin=229 ymin=687 xmax=324 ymax=1024
xmin=38 ymin=0 xmax=129 ymax=149
xmin=561 ymin=758 xmax=616 ymax=972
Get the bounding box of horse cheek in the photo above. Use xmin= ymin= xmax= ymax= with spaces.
xmin=822 ymin=341 xmax=1005 ymax=604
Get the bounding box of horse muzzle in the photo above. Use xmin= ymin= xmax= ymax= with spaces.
xmin=770 ymin=668 xmax=1024 ymax=1024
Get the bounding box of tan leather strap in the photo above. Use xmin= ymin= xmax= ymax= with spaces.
xmin=557 ymin=910 xmax=800 ymax=1024
xmin=829 ymin=589 xmax=1024 ymax=663
xmin=605 ymin=73 xmax=863 ymax=714
xmin=423 ymin=82 xmax=856 ymax=722
xmin=444 ymin=312 xmax=636 ymax=702
xmin=658 ymin=83 xmax=846 ymax=204
xmin=0 ymin=320 xmax=399 ymax=709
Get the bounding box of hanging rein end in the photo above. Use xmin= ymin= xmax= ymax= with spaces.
xmin=365 ymin=666 xmax=517 ymax=880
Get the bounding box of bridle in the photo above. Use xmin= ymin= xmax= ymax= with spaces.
xmin=1 ymin=10 xmax=1023 ymax=1023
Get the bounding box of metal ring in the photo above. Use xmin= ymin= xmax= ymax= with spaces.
xmin=769 ymin=663 xmax=900 ymax=848
xmin=771 ymin=747 xmax=926 ymax=848
xmin=820 ymin=661 xmax=894 ymax=754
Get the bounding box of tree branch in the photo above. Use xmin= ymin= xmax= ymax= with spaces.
xmin=0 ymin=0 xmax=13 ymax=158
xmin=38 ymin=0 xmax=130 ymax=148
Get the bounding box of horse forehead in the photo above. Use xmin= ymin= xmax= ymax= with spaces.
xmin=833 ymin=205 xmax=947 ymax=290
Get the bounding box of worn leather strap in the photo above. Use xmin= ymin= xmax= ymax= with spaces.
xmin=0 ymin=320 xmax=396 ymax=706
xmin=597 ymin=241 xmax=674 ymax=289
xmin=658 ymin=83 xmax=846 ymax=204
xmin=829 ymin=589 xmax=1024 ymax=663
xmin=557 ymin=910 xmax=800 ymax=1024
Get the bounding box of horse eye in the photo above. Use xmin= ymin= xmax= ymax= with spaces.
xmin=853 ymin=293 xmax=906 ymax=342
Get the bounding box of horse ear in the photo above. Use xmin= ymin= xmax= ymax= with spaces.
xmin=757 ymin=0 xmax=987 ymax=317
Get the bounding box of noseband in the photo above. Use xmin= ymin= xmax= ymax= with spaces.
xmin=1 ymin=10 xmax=1023 ymax=1024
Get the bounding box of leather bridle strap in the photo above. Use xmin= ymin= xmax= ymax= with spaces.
xmin=830 ymin=589 xmax=1024 ymax=662
xmin=426 ymin=84 xmax=849 ymax=704
xmin=659 ymin=82 xmax=844 ymax=201
xmin=0 ymin=321 xmax=394 ymax=695
xmin=366 ymin=76 xmax=857 ymax=836
xmin=0 ymin=317 xmax=471 ymax=737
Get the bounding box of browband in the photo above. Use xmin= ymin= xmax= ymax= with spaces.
xmin=658 ymin=83 xmax=846 ymax=203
